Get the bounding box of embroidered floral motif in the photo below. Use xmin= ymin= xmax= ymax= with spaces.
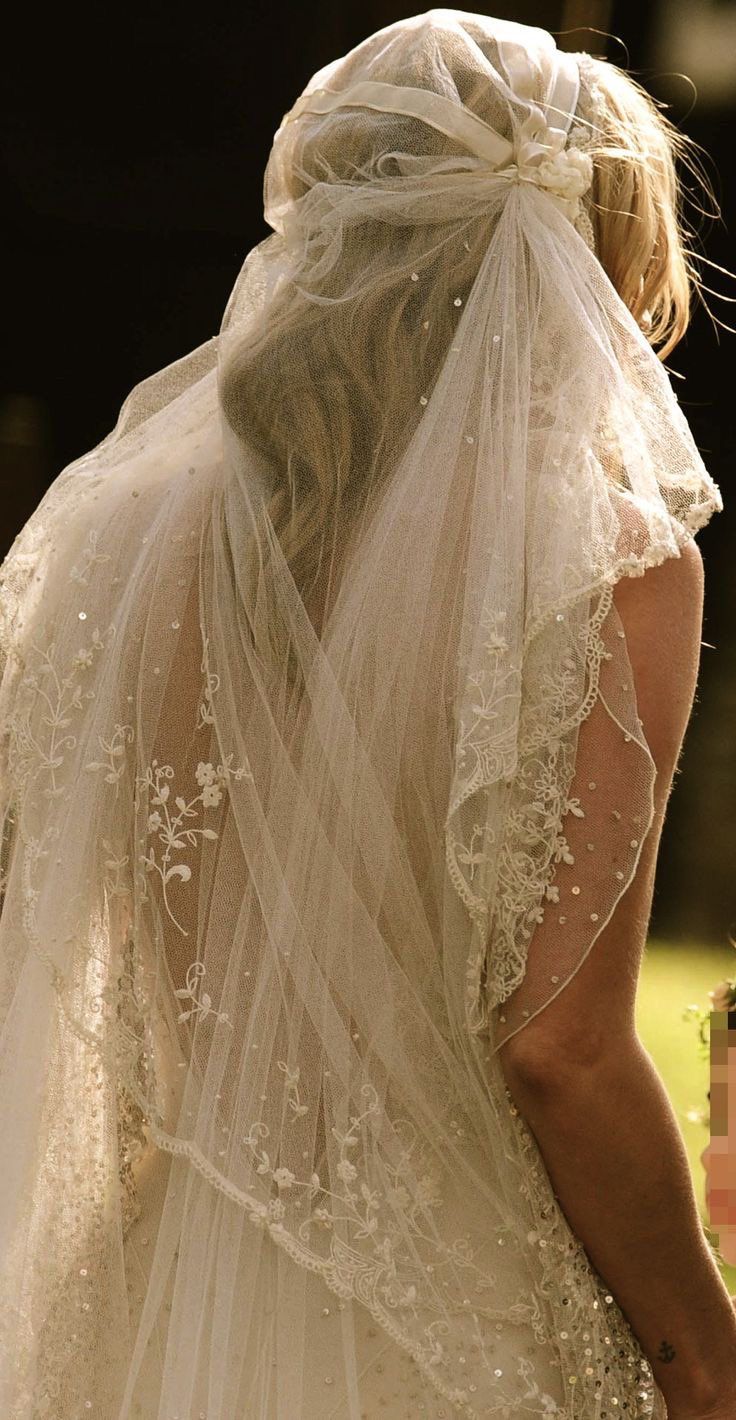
xmin=148 ymin=1068 xmax=514 ymax=1414
xmin=68 ymin=527 xmax=113 ymax=586
xmin=8 ymin=620 xmax=115 ymax=801
xmin=85 ymin=721 xmax=134 ymax=789
xmin=174 ymin=957 xmax=233 ymax=1028
xmin=277 ymin=1057 xmax=310 ymax=1118
xmin=137 ymin=759 xmax=228 ymax=934
xmin=196 ymin=634 xmax=219 ymax=730
xmin=450 ymin=603 xmax=517 ymax=796
xmin=447 ymin=570 xmax=658 ymax=1034
xmin=100 ymin=836 xmax=133 ymax=901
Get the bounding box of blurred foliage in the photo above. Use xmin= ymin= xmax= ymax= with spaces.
xmin=637 ymin=936 xmax=736 ymax=1295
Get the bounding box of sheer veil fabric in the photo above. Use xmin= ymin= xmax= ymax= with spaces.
xmin=0 ymin=9 xmax=722 ymax=1418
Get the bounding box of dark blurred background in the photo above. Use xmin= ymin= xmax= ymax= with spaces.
xmin=1 ymin=0 xmax=734 ymax=947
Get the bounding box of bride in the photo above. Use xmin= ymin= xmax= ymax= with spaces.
xmin=0 ymin=10 xmax=733 ymax=1418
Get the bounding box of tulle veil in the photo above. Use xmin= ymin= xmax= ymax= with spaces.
xmin=0 ymin=9 xmax=722 ymax=1417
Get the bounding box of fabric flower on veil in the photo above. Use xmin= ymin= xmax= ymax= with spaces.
xmin=494 ymin=107 xmax=594 ymax=220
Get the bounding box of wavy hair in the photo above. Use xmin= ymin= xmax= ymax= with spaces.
xmin=219 ymin=37 xmax=718 ymax=670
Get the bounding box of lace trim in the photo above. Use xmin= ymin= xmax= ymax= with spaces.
xmin=126 ymin=1070 xmax=660 ymax=1418
xmin=445 ymin=508 xmax=721 ymax=1039
xmin=141 ymin=1108 xmax=497 ymax=1416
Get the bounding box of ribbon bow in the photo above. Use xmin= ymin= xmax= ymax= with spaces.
xmin=494 ymin=107 xmax=594 ymax=218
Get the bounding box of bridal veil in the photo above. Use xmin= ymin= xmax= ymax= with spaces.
xmin=0 ymin=9 xmax=722 ymax=1417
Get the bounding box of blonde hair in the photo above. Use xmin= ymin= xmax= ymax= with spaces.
xmin=220 ymin=48 xmax=716 ymax=678
xmin=578 ymin=53 xmax=709 ymax=361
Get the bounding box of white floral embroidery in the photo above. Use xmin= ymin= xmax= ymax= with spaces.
xmin=196 ymin=636 xmax=255 ymax=787
xmin=231 ymin=1077 xmax=485 ymax=1362
xmin=85 ymin=721 xmax=134 ymax=789
xmin=100 ymin=837 xmax=133 ymax=901
xmin=68 ymin=527 xmax=113 ymax=586
xmin=137 ymin=758 xmax=225 ymax=934
xmin=195 ymin=636 xmax=219 ymax=729
xmin=448 ymin=580 xmax=631 ymax=1031
xmin=277 ymin=1058 xmax=309 ymax=1118
xmin=9 ymin=622 xmax=115 ymax=802
xmin=455 ymin=821 xmax=496 ymax=881
xmin=174 ymin=958 xmax=232 ymax=1028
xmin=451 ymin=603 xmax=517 ymax=791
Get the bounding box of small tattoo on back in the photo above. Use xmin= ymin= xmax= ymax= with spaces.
xmin=657 ymin=1339 xmax=676 ymax=1363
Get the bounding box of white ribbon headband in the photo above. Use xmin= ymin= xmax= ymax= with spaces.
xmin=279 ymin=47 xmax=593 ymax=221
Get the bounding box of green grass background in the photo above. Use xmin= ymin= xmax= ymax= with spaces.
xmin=636 ymin=937 xmax=736 ymax=1295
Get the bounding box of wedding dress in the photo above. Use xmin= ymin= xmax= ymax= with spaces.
xmin=0 ymin=10 xmax=722 ymax=1418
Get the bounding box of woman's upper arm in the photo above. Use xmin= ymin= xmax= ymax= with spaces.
xmin=613 ymin=536 xmax=704 ymax=773
xmin=500 ymin=538 xmax=705 ymax=1075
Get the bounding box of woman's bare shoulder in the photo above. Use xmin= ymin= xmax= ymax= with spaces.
xmin=612 ymin=538 xmax=704 ymax=771
xmin=613 ymin=535 xmax=703 ymax=619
